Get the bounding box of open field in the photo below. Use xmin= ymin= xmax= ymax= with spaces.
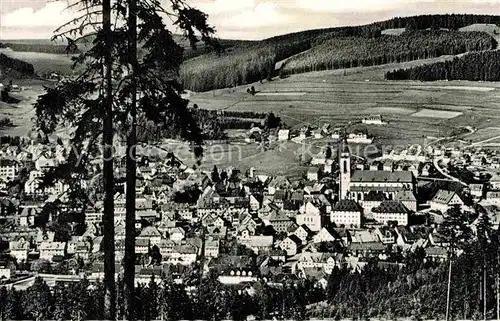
xmin=188 ymin=58 xmax=500 ymax=149
xmin=465 ymin=127 xmax=500 ymax=144
xmin=158 ymin=139 xmax=312 ymax=178
xmin=381 ymin=28 xmax=406 ymax=35
xmin=411 ymin=109 xmax=463 ymax=119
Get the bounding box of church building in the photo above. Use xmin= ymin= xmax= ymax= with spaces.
xmin=339 ymin=142 xmax=416 ymax=204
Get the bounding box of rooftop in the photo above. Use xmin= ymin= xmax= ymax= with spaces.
xmin=332 ymin=199 xmax=362 ymax=212
xmin=372 ymin=201 xmax=408 ymax=214
xmin=351 ymin=170 xmax=413 ymax=183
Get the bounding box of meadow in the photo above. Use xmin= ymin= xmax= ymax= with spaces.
xmin=188 ymin=58 xmax=500 ymax=151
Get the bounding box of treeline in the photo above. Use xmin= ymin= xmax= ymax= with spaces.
xmin=0 ymin=43 xmax=79 ymax=54
xmin=280 ymin=30 xmax=494 ymax=77
xmin=219 ymin=110 xmax=267 ymax=119
xmin=0 ymin=54 xmax=35 ymax=78
xmin=370 ymin=14 xmax=500 ymax=31
xmin=137 ymin=109 xmax=269 ymax=142
xmin=261 ymin=14 xmax=500 ymax=45
xmin=182 ymin=39 xmax=256 ymax=60
xmin=386 ymin=50 xmax=500 ymax=81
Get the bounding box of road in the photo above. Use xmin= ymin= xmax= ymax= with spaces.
xmin=432 ymin=157 xmax=468 ymax=186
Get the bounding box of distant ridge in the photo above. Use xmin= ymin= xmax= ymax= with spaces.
xmin=181 ymin=14 xmax=500 ymax=92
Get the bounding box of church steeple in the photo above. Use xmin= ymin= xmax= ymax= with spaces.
xmin=339 ymin=138 xmax=351 ymax=200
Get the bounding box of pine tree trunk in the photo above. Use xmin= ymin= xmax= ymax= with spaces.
xmin=124 ymin=0 xmax=138 ymax=319
xmin=497 ymin=225 xmax=500 ymax=320
xmin=446 ymin=253 xmax=452 ymax=321
xmin=102 ymin=0 xmax=116 ymax=318
xmin=497 ymin=254 xmax=500 ymax=321
xmin=484 ymin=259 xmax=487 ymax=321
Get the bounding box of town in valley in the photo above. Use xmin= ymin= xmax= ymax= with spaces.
xmin=1 ymin=3 xmax=500 ymax=320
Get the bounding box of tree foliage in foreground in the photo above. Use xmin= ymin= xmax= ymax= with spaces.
xmin=386 ymin=50 xmax=500 ymax=81
xmin=33 ymin=0 xmax=217 ymax=318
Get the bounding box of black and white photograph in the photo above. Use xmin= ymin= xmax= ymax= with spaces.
xmin=0 ymin=0 xmax=500 ymax=320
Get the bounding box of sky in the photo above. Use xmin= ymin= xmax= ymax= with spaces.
xmin=0 ymin=0 xmax=499 ymax=40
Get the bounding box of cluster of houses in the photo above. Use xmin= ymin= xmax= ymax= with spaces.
xmin=246 ymin=121 xmax=373 ymax=146
xmin=2 ymin=134 xmax=498 ymax=289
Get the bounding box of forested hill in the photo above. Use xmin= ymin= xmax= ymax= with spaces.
xmin=385 ymin=50 xmax=500 ymax=81
xmin=279 ymin=30 xmax=494 ymax=77
xmin=180 ymin=14 xmax=500 ymax=92
xmin=0 ymin=54 xmax=35 ymax=79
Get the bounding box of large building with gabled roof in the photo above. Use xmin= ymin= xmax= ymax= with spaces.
xmin=348 ymin=170 xmax=415 ymax=202
xmin=372 ymin=200 xmax=409 ymax=226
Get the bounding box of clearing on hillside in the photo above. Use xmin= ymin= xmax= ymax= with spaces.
xmin=411 ymin=109 xmax=463 ymax=119
xmin=381 ymin=28 xmax=406 ymax=36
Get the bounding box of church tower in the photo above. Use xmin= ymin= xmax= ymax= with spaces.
xmin=339 ymin=139 xmax=351 ymax=200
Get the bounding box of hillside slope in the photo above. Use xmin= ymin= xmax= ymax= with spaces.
xmin=180 ymin=14 xmax=500 ymax=92
xmin=459 ymin=23 xmax=500 ymax=48
xmin=0 ymin=53 xmax=35 ymax=79
xmin=280 ymin=30 xmax=494 ymax=77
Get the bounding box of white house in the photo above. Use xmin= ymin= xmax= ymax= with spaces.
xmin=486 ymin=191 xmax=500 ymax=205
xmin=237 ymin=235 xmax=273 ymax=253
xmin=430 ymin=190 xmax=464 ymax=213
xmin=138 ymin=226 xmax=163 ymax=246
xmin=362 ymin=114 xmax=385 ymax=125
xmin=0 ymin=158 xmax=19 ymax=181
xmin=469 ymin=184 xmax=484 ymax=198
xmin=9 ymin=240 xmax=29 ymax=261
xmin=0 ymin=268 xmax=11 ymax=280
xmin=165 ymin=244 xmax=198 ymax=265
xmin=297 ymin=202 xmax=322 ymax=232
xmin=294 ymin=252 xmax=341 ymax=275
xmin=395 ymin=190 xmax=418 ymax=212
xmin=347 ymin=133 xmax=373 ymax=144
xmin=279 ymin=235 xmax=302 ymax=256
xmin=291 ymin=225 xmax=313 ymax=243
xmin=278 ymin=129 xmax=290 ymax=141
xmin=167 ymin=227 xmax=186 ymax=241
xmin=312 ymin=227 xmax=336 ymax=243
xmin=307 ymin=167 xmax=320 ymax=181
xmin=205 ymin=239 xmax=220 ymax=258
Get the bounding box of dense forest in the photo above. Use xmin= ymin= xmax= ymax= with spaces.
xmin=180 ymin=39 xmax=313 ymax=92
xmin=180 ymin=14 xmax=500 ymax=92
xmin=0 ymin=54 xmax=35 ymax=78
xmin=385 ymin=50 xmax=500 ymax=81
xmin=279 ymin=30 xmax=493 ymax=77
